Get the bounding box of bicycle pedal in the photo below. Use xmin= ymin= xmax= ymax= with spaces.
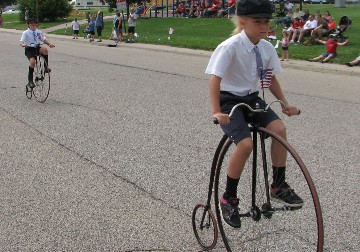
xmin=289 ymin=205 xmax=303 ymax=211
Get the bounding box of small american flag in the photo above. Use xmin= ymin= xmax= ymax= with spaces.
xmin=259 ymin=68 xmax=273 ymax=89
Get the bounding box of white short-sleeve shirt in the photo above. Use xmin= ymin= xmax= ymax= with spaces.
xmin=304 ymin=19 xmax=318 ymax=30
xmin=205 ymin=30 xmax=282 ymax=96
xmin=20 ymin=28 xmax=47 ymax=48
xmin=72 ymin=20 xmax=80 ymax=31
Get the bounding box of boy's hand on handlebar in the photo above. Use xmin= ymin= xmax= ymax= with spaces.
xmin=282 ymin=105 xmax=300 ymax=117
xmin=213 ymin=113 xmax=230 ymax=125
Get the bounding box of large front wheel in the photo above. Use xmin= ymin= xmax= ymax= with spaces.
xmin=33 ymin=55 xmax=50 ymax=103
xmin=213 ymin=129 xmax=324 ymax=251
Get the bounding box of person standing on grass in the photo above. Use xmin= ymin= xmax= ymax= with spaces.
xmin=206 ymin=0 xmax=303 ymax=229
xmin=88 ymin=16 xmax=95 ymax=42
xmin=126 ymin=9 xmax=137 ymax=43
xmin=115 ymin=12 xmax=123 ymax=43
xmin=71 ymin=18 xmax=80 ymax=39
xmin=279 ymin=29 xmax=289 ymax=61
xmin=95 ymin=11 xmax=104 ymax=42
xmin=24 ymin=7 xmax=29 ymax=23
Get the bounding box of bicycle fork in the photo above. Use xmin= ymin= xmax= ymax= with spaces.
xmin=244 ymin=129 xmax=273 ymax=221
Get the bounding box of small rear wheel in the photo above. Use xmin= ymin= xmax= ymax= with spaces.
xmin=25 ymin=85 xmax=32 ymax=99
xmin=33 ymin=55 xmax=50 ymax=103
xmin=192 ymin=203 xmax=218 ymax=250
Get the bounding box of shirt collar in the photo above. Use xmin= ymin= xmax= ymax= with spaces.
xmin=239 ymin=30 xmax=259 ymax=53
xmin=28 ymin=28 xmax=37 ymax=33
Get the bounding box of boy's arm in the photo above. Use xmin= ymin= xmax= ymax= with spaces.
xmin=209 ymin=75 xmax=230 ymax=125
xmin=19 ymin=40 xmax=28 ymax=48
xmin=314 ymin=38 xmax=326 ymax=44
xmin=337 ymin=39 xmax=348 ymax=46
xmin=269 ymin=76 xmax=300 ymax=116
xmin=43 ymin=39 xmax=55 ymax=48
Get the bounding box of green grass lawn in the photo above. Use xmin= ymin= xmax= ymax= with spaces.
xmin=3 ymin=4 xmax=359 ymax=64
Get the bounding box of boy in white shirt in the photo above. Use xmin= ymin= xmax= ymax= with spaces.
xmin=19 ymin=18 xmax=55 ymax=89
xmin=206 ymin=0 xmax=303 ymax=228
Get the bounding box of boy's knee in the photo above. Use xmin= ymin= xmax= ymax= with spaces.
xmin=268 ymin=120 xmax=287 ymax=137
xmin=274 ymin=124 xmax=287 ymax=137
xmin=236 ymin=137 xmax=253 ymax=153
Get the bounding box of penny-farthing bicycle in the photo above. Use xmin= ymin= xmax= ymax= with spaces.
xmin=192 ymin=99 xmax=324 ymax=251
xmin=25 ymin=43 xmax=51 ymax=103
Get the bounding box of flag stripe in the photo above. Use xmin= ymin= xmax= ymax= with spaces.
xmin=260 ymin=69 xmax=272 ymax=88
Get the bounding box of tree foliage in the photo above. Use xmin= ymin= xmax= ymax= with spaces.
xmin=17 ymin=0 xmax=72 ymax=22
xmin=104 ymin=0 xmax=151 ymax=9
xmin=0 ymin=0 xmax=17 ymax=8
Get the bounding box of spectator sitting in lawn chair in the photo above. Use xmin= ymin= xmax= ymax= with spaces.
xmin=288 ymin=17 xmax=304 ymax=44
xmin=175 ymin=3 xmax=186 ymax=17
xmin=204 ymin=3 xmax=219 ymax=18
xmin=226 ymin=0 xmax=236 ymax=17
xmin=292 ymin=7 xmax=304 ymax=20
xmin=302 ymin=9 xmax=310 ymax=22
xmin=275 ymin=9 xmax=293 ymax=28
xmin=311 ymin=15 xmax=330 ymax=40
xmin=297 ymin=15 xmax=317 ymax=43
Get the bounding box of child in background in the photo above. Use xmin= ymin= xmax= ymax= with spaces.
xmin=88 ymin=17 xmax=95 ymax=42
xmin=279 ymin=30 xmax=289 ymax=61
xmin=308 ymin=35 xmax=348 ymax=63
xmin=71 ymin=18 xmax=80 ymax=39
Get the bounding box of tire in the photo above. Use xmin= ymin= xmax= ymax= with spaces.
xmin=26 ymin=85 xmax=32 ymax=99
xmin=33 ymin=55 xmax=50 ymax=103
xmin=192 ymin=203 xmax=218 ymax=250
xmin=213 ymin=129 xmax=324 ymax=252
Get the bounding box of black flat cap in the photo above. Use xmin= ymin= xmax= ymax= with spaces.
xmin=236 ymin=0 xmax=273 ymax=19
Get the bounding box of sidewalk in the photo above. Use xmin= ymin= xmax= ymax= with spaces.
xmin=2 ymin=25 xmax=360 ymax=77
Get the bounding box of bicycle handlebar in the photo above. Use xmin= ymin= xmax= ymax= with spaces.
xmin=23 ymin=42 xmax=54 ymax=48
xmin=213 ymin=100 xmax=300 ymax=124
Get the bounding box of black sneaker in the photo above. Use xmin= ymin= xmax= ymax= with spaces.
xmin=345 ymin=62 xmax=353 ymax=67
xmin=220 ymin=196 xmax=241 ymax=228
xmin=271 ymin=182 xmax=304 ymax=207
xmin=27 ymin=80 xmax=35 ymax=89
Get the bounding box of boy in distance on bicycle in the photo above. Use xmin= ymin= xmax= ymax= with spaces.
xmin=19 ymin=17 xmax=55 ymax=89
xmin=205 ymin=0 xmax=303 ymax=228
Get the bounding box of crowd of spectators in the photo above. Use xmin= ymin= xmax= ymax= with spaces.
xmin=272 ymin=0 xmax=338 ymax=44
xmin=171 ymin=0 xmax=236 ymax=18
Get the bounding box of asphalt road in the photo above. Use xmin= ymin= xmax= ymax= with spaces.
xmin=0 ymin=29 xmax=359 ymax=251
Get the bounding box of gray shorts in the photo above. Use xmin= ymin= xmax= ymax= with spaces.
xmin=220 ymin=91 xmax=280 ymax=144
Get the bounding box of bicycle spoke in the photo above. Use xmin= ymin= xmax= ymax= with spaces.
xmin=214 ymin=131 xmax=323 ymax=251
xmin=33 ymin=56 xmax=50 ymax=103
